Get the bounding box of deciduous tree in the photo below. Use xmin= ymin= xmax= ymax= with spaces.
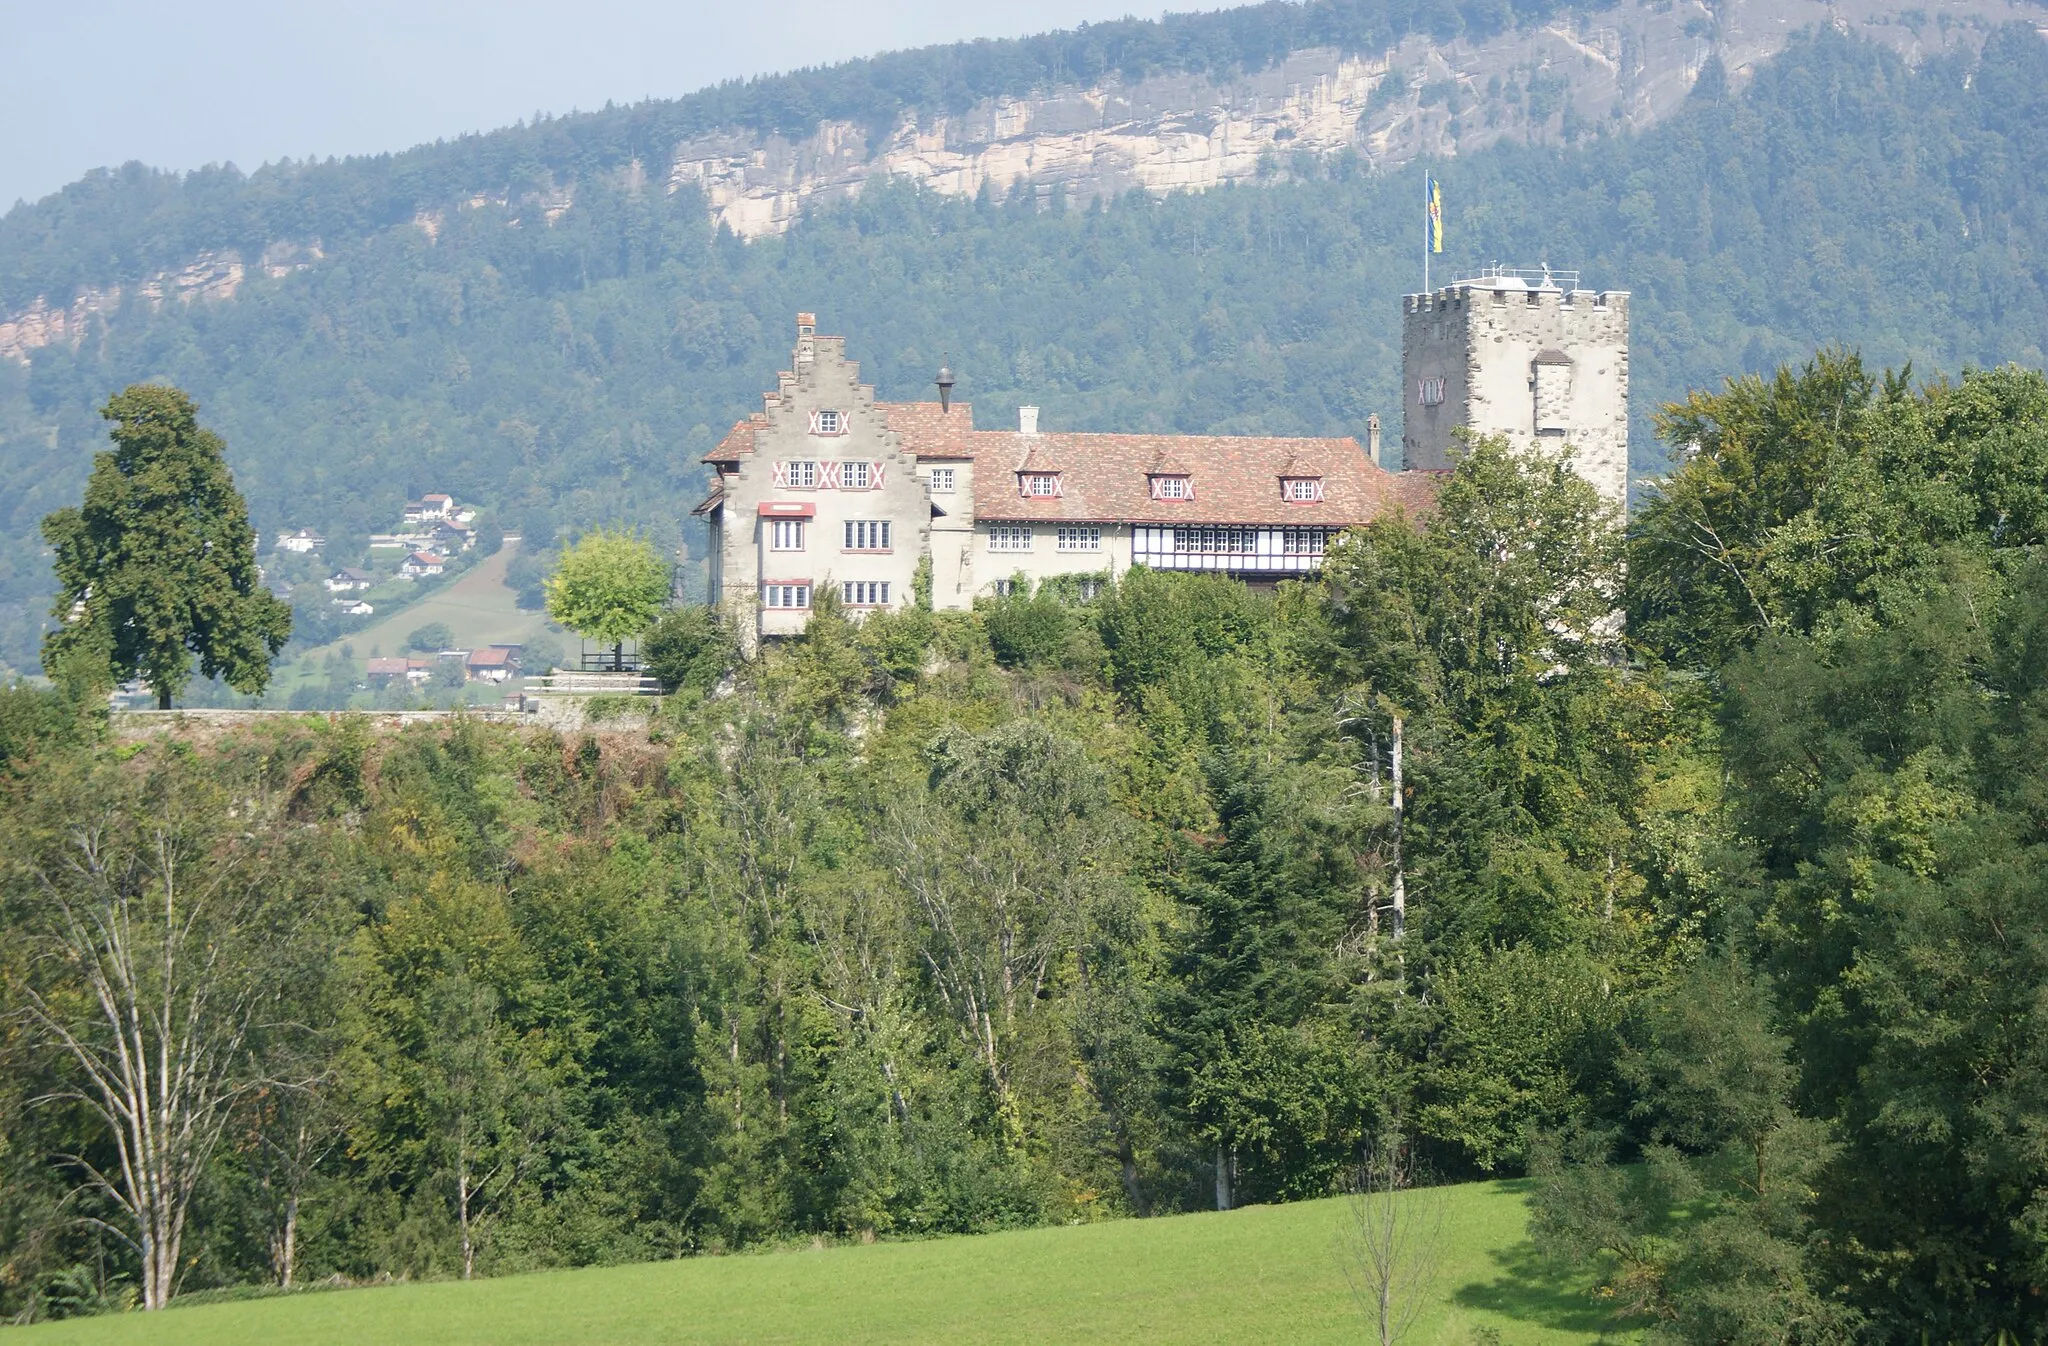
xmin=40 ymin=385 xmax=290 ymax=709
xmin=544 ymin=529 xmax=670 ymax=671
xmin=1 ymin=753 xmax=309 ymax=1309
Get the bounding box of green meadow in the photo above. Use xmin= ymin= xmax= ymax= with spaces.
xmin=322 ymin=543 xmax=552 ymax=659
xmin=19 ymin=1180 xmax=1630 ymax=1345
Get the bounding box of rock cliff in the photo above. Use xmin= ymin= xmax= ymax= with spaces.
xmin=667 ymin=0 xmax=2031 ymax=237
xmin=2 ymin=0 xmax=2036 ymax=360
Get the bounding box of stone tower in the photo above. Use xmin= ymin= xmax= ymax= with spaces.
xmin=1400 ymin=267 xmax=1630 ymax=514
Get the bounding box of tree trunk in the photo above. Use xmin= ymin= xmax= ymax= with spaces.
xmin=1389 ymin=714 xmax=1406 ymax=938
xmin=1215 ymin=1145 xmax=1233 ymax=1211
xmin=278 ymin=1193 xmax=298 ymax=1289
xmin=157 ymin=684 xmax=172 ymax=710
xmin=458 ymin=1162 xmax=476 ymax=1281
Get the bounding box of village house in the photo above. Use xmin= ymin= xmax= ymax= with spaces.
xmin=403 ymin=493 xmax=457 ymax=523
xmin=332 ymin=598 xmax=375 ymax=617
xmin=325 ymin=566 xmax=375 ymax=593
xmin=697 ymin=314 xmax=1437 ymax=650
xmin=464 ymin=645 xmax=523 ymax=683
xmin=274 ymin=528 xmax=326 ymax=554
xmin=427 ymin=520 xmax=474 ymax=552
xmin=365 ymin=656 xmax=434 ymax=686
xmin=398 ymin=550 xmax=446 ymax=579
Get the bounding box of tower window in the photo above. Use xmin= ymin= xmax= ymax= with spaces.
xmin=810 ymin=409 xmax=845 ymax=435
xmin=1533 ymin=352 xmax=1574 ymax=435
xmin=1418 ymin=376 xmax=1447 ymax=406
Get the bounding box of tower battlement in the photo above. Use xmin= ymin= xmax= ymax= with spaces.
xmin=1400 ymin=268 xmax=1631 ymax=514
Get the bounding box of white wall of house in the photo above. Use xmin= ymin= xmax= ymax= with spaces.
xmin=711 ymin=327 xmax=933 ymax=649
xmin=923 ymin=457 xmax=977 ymax=611
xmin=970 ymin=520 xmax=1127 ymax=596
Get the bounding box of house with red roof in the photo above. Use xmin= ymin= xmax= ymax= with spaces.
xmin=464 ymin=645 xmax=523 ymax=683
xmin=697 ymin=314 xmax=1441 ymax=649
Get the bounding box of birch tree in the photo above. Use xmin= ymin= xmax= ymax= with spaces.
xmin=2 ymin=755 xmax=302 ymax=1310
xmin=888 ymin=721 xmax=1119 ymax=1142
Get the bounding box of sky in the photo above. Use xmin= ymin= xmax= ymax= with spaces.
xmin=3 ymin=0 xmax=1172 ymax=210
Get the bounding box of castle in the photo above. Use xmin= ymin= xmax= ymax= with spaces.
xmin=699 ymin=282 xmax=1627 ymax=647
xmin=1401 ymin=266 xmax=1631 ymax=509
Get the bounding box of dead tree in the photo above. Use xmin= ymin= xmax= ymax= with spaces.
xmin=1339 ymin=1132 xmax=1447 ymax=1346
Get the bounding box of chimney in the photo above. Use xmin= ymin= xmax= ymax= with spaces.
xmin=794 ymin=312 xmax=816 ymax=370
xmin=1366 ymin=413 xmax=1383 ymax=467
xmin=1019 ymin=405 xmax=1039 ymax=436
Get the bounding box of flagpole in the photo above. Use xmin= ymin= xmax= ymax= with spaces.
xmin=1422 ymin=165 xmax=1430 ymax=295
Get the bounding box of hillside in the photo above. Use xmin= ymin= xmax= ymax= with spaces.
xmin=1 ymin=10 xmax=2046 ymax=675
xmin=13 ymin=1181 xmax=1602 ymax=1345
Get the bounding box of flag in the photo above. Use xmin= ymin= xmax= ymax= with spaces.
xmin=1427 ymin=174 xmax=1444 ymax=254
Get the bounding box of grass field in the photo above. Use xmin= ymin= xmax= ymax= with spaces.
xmin=20 ymin=1180 xmax=1634 ymax=1345
xmin=323 ymin=542 xmax=554 ymax=659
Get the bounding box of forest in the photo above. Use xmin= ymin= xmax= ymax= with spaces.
xmin=4 ymin=350 xmax=2048 ymax=1339
xmin=0 ymin=0 xmax=1600 ymax=303
xmin=2 ymin=23 xmax=2046 ymax=675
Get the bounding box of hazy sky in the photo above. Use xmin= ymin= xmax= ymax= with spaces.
xmin=4 ymin=0 xmax=1171 ymax=209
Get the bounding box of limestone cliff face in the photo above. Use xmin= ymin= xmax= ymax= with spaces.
xmin=0 ymin=243 xmax=324 ymax=364
xmin=666 ymin=0 xmax=2028 ymax=238
xmin=0 ymin=0 xmax=2032 ymax=359
xmin=0 ymin=252 xmax=246 ymax=364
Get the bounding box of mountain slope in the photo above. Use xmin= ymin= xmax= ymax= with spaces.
xmin=0 ymin=21 xmax=2045 ymax=675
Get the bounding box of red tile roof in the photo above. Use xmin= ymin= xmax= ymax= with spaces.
xmin=963 ymin=430 xmax=1430 ymax=526
xmin=877 ymin=402 xmax=978 ymax=458
xmin=710 ymin=414 xmax=768 ymax=460
xmin=705 ymin=397 xmax=1437 ymax=526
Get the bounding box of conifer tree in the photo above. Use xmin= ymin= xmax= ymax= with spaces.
xmin=41 ymin=385 xmax=290 ymax=709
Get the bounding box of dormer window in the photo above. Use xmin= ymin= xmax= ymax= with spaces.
xmin=1020 ymin=473 xmax=1062 ymax=498
xmin=809 ymin=409 xmax=845 ymax=435
xmin=1151 ymin=474 xmax=1192 ymax=501
xmin=1282 ymin=477 xmax=1324 ymax=503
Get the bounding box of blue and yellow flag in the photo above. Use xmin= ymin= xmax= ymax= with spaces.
xmin=1427 ymin=174 xmax=1444 ymax=254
